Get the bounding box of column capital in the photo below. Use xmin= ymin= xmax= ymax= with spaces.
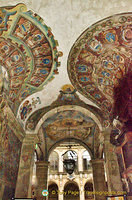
xmin=23 ymin=134 xmax=36 ymax=143
xmin=91 ymin=159 xmax=105 ymax=165
xmin=36 ymin=161 xmax=49 ymax=167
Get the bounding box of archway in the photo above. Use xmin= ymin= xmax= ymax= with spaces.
xmin=64 ymin=182 xmax=79 ymax=200
xmin=82 ymin=150 xmax=91 ymax=171
xmin=84 ymin=182 xmax=94 ymax=200
xmin=48 ymin=183 xmax=58 ymax=200
xmin=49 ymin=151 xmax=59 ymax=172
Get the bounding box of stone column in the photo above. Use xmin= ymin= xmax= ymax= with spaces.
xmin=80 ymin=188 xmax=85 ymax=200
xmin=91 ymin=159 xmax=107 ymax=200
xmin=59 ymin=153 xmax=63 ymax=172
xmin=58 ymin=190 xmax=63 ymax=200
xmin=104 ymin=127 xmax=123 ymax=194
xmin=35 ymin=161 xmax=49 ymax=200
xmin=78 ymin=151 xmax=83 ymax=172
xmin=15 ymin=134 xmax=36 ymax=198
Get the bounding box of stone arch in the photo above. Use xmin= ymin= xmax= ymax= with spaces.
xmin=48 ymin=150 xmax=59 ymax=172
xmin=48 ymin=182 xmax=58 ymax=200
xmin=48 ymin=137 xmax=93 ymax=159
xmin=82 ymin=150 xmax=91 ymax=171
xmin=64 ymin=181 xmax=80 ymax=200
xmin=34 ymin=105 xmax=103 ymax=134
xmin=84 ymin=181 xmax=94 ymax=200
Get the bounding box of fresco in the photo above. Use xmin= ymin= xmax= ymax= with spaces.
xmin=43 ymin=110 xmax=97 ymax=152
xmin=0 ymin=4 xmax=61 ymax=113
xmin=25 ymin=84 xmax=103 ymax=131
xmin=68 ymin=13 xmax=132 ymax=117
xmin=0 ymin=103 xmax=22 ymax=198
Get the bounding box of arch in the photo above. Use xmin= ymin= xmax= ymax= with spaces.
xmin=84 ymin=181 xmax=94 ymax=200
xmin=82 ymin=150 xmax=91 ymax=171
xmin=34 ymin=105 xmax=102 ymax=134
xmin=48 ymin=182 xmax=58 ymax=200
xmin=0 ymin=4 xmax=61 ymax=115
xmin=64 ymin=181 xmax=79 ymax=200
xmin=67 ymin=12 xmax=132 ymax=116
xmin=48 ymin=137 xmax=93 ymax=159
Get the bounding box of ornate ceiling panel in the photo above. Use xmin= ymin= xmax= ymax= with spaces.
xmin=42 ymin=110 xmax=98 ymax=153
xmin=68 ymin=13 xmax=132 ymax=116
xmin=0 ymin=4 xmax=61 ymax=112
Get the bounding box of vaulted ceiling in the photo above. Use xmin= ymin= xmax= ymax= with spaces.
xmin=68 ymin=13 xmax=132 ymax=118
xmin=0 ymin=1 xmax=131 ymax=151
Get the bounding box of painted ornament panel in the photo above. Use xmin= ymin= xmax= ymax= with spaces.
xmin=0 ymin=4 xmax=61 ymax=113
xmin=68 ymin=13 xmax=132 ymax=116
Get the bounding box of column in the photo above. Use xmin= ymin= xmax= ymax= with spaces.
xmin=80 ymin=188 xmax=85 ymax=200
xmin=104 ymin=127 xmax=123 ymax=193
xmin=59 ymin=175 xmax=64 ymax=200
xmin=15 ymin=134 xmax=36 ymax=198
xmin=58 ymin=188 xmax=63 ymax=200
xmin=91 ymin=159 xmax=107 ymax=200
xmin=78 ymin=151 xmax=83 ymax=172
xmin=35 ymin=161 xmax=49 ymax=200
xmin=59 ymin=153 xmax=63 ymax=172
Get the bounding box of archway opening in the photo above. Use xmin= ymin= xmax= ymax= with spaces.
xmin=64 ymin=182 xmax=79 ymax=200
xmin=82 ymin=150 xmax=91 ymax=171
xmin=48 ymin=183 xmax=58 ymax=200
xmin=84 ymin=182 xmax=94 ymax=200
xmin=49 ymin=151 xmax=59 ymax=173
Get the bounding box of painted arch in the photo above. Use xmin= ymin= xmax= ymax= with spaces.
xmin=0 ymin=4 xmax=61 ymax=113
xmin=68 ymin=13 xmax=132 ymax=117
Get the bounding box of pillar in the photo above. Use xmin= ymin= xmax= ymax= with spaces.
xmin=104 ymin=128 xmax=123 ymax=194
xmin=15 ymin=134 xmax=36 ymax=198
xmin=35 ymin=161 xmax=49 ymax=200
xmin=80 ymin=188 xmax=85 ymax=200
xmin=59 ymin=175 xmax=64 ymax=200
xmin=78 ymin=151 xmax=83 ymax=172
xmin=59 ymin=153 xmax=63 ymax=172
xmin=91 ymin=159 xmax=107 ymax=200
xmin=58 ymin=189 xmax=63 ymax=200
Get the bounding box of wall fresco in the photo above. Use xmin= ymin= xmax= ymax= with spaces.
xmin=26 ymin=84 xmax=103 ymax=131
xmin=0 ymin=4 xmax=61 ymax=113
xmin=68 ymin=13 xmax=132 ymax=117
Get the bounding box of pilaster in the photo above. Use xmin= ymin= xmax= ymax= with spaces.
xmin=91 ymin=159 xmax=107 ymax=200
xmin=104 ymin=127 xmax=123 ymax=193
xmin=15 ymin=134 xmax=36 ymax=198
xmin=36 ymin=161 xmax=49 ymax=200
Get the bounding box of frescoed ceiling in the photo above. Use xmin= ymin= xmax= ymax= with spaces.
xmin=0 ymin=4 xmax=61 ymax=113
xmin=41 ymin=109 xmax=99 ymax=157
xmin=25 ymin=84 xmax=104 ymax=131
xmin=68 ymin=13 xmax=132 ymax=118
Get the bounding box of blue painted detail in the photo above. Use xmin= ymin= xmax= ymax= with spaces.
xmin=0 ymin=17 xmax=3 ymax=24
xmin=3 ymin=45 xmax=9 ymax=51
xmin=34 ymin=34 xmax=42 ymax=41
xmin=106 ymin=33 xmax=115 ymax=42
xmin=80 ymin=76 xmax=89 ymax=82
xmin=42 ymin=59 xmax=50 ymax=64
xmin=95 ymin=94 xmax=101 ymax=99
xmin=15 ymin=66 xmax=23 ymax=73
xmin=21 ymin=24 xmax=26 ymax=32
xmin=78 ymin=65 xmax=87 ymax=72
xmin=102 ymin=71 xmax=110 ymax=77
xmin=40 ymin=69 xmax=48 ymax=75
